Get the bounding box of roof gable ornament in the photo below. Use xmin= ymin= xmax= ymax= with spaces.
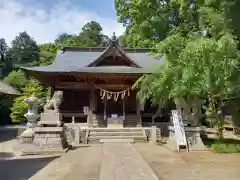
xmin=111 ymin=32 xmax=117 ymax=44
xmin=86 ymin=32 xmax=141 ymax=68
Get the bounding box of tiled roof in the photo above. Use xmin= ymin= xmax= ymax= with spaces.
xmin=21 ymin=46 xmax=164 ymax=74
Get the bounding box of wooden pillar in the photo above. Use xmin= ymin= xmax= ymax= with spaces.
xmin=104 ymin=96 xmax=107 ymax=121
xmin=87 ymin=89 xmax=94 ymax=127
xmin=122 ymin=96 xmax=126 ymax=120
xmin=136 ymin=98 xmax=142 ymax=127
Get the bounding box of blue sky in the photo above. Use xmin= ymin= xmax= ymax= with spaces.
xmin=0 ymin=0 xmax=124 ymax=44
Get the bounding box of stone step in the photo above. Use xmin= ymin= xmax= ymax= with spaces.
xmin=87 ymin=128 xmax=143 ymax=132
xmin=34 ymin=127 xmax=63 ymax=132
xmin=89 ymin=131 xmax=143 ymax=136
xmin=38 ymin=121 xmax=59 ymax=125
xmin=88 ymin=136 xmax=146 ymax=140
xmin=100 ymin=139 xmax=134 ymax=143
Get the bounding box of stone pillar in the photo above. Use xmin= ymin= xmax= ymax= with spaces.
xmin=150 ymin=125 xmax=157 ymax=144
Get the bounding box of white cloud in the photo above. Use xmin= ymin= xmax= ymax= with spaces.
xmin=0 ymin=0 xmax=125 ymax=45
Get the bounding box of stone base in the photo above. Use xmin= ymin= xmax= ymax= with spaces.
xmin=19 ymin=128 xmax=34 ymax=143
xmin=18 ymin=127 xmax=70 ymax=155
xmin=166 ymin=126 xmax=207 ymax=151
xmin=39 ymin=112 xmax=63 ymax=126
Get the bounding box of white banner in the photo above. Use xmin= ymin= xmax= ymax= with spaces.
xmin=171 ymin=110 xmax=187 ymax=147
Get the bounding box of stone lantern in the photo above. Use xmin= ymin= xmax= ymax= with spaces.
xmin=20 ymin=95 xmax=40 ymax=140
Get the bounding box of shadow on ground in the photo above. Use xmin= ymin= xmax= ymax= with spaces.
xmin=0 ymin=156 xmax=59 ymax=180
xmin=0 ymin=128 xmax=18 ymax=143
xmin=0 ymin=152 xmax=15 ymax=159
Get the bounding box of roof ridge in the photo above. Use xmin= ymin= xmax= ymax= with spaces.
xmin=62 ymin=46 xmax=155 ymax=53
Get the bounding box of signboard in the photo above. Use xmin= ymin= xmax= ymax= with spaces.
xmin=171 ymin=110 xmax=188 ymax=150
xmin=83 ymin=106 xmax=89 ymax=114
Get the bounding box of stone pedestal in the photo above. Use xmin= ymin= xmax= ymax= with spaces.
xmin=33 ymin=127 xmax=68 ymax=152
xmin=39 ymin=112 xmax=63 ymax=127
xmin=166 ymin=126 xmax=206 ymax=151
xmin=17 ymin=91 xmax=70 ymax=155
xmin=107 ymin=118 xmax=123 ymax=128
xmin=19 ymin=127 xmax=69 ymax=155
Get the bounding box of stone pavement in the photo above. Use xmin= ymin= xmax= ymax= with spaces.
xmin=2 ymin=139 xmax=240 ymax=180
xmin=28 ymin=143 xmax=159 ymax=180
xmin=99 ymin=143 xmax=159 ymax=180
xmin=29 ymin=145 xmax=101 ymax=180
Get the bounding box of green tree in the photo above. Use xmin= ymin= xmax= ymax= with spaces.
xmin=30 ymin=43 xmax=59 ymax=66
xmin=1 ymin=70 xmax=29 ymax=124
xmin=0 ymin=38 xmax=13 ymax=76
xmin=10 ymin=78 xmax=46 ymax=122
xmin=54 ymin=33 xmax=74 ymax=45
xmin=54 ymin=21 xmax=110 ymax=47
xmin=10 ymin=31 xmax=40 ymax=64
xmin=4 ymin=70 xmax=29 ymax=90
xmin=39 ymin=43 xmax=59 ymax=53
xmin=115 ymin=0 xmax=173 ymax=48
xmin=79 ymin=21 xmax=103 ymax=46
xmin=4 ymin=70 xmax=50 ymax=122
xmin=0 ymin=38 xmax=8 ymax=61
xmin=131 ymin=0 xmax=240 ymax=139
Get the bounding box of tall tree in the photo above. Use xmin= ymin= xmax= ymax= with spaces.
xmin=54 ymin=33 xmax=74 ymax=45
xmin=54 ymin=21 xmax=110 ymax=47
xmin=10 ymin=31 xmax=39 ymax=64
xmin=129 ymin=0 xmax=240 ymax=139
xmin=79 ymin=21 xmax=110 ymax=47
xmin=0 ymin=38 xmax=8 ymax=62
xmin=115 ymin=0 xmax=171 ymax=48
xmin=0 ymin=38 xmax=13 ymax=76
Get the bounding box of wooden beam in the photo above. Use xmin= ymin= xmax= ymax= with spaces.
xmin=55 ymin=82 xmax=132 ymax=90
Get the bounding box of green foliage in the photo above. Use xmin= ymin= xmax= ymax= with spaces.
xmin=54 ymin=33 xmax=74 ymax=45
xmin=3 ymin=70 xmax=49 ymax=123
xmin=79 ymin=21 xmax=110 ymax=47
xmin=54 ymin=21 xmax=110 ymax=47
xmin=0 ymin=38 xmax=8 ymax=57
xmin=39 ymin=43 xmax=59 ymax=53
xmin=0 ymin=97 xmax=13 ymax=125
xmin=203 ymin=138 xmax=240 ymax=153
xmin=0 ymin=38 xmax=13 ymax=76
xmin=10 ymin=31 xmax=39 ymax=64
xmin=10 ymin=78 xmax=47 ymax=122
xmin=4 ymin=70 xmax=29 ymax=90
xmin=130 ymin=0 xmax=240 ymax=139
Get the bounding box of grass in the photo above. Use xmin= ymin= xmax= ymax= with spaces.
xmin=202 ymin=137 xmax=240 ymax=153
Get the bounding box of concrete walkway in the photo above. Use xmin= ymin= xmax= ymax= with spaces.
xmin=99 ymin=143 xmax=159 ymax=180
xmin=27 ymin=143 xmax=159 ymax=180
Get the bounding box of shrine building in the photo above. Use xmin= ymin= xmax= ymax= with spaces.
xmin=22 ymin=35 xmax=174 ymax=129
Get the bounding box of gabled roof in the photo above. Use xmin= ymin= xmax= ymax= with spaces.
xmin=86 ymin=40 xmax=141 ymax=67
xmin=21 ymin=37 xmax=164 ymax=74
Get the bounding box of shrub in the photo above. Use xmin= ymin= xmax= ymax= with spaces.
xmin=10 ymin=78 xmax=48 ymax=122
xmin=211 ymin=139 xmax=240 ymax=153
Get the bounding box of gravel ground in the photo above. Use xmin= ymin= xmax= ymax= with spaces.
xmin=134 ymin=143 xmax=240 ymax=180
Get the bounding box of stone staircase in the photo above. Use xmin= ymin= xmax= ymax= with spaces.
xmin=85 ymin=128 xmax=147 ymax=144
xmin=124 ymin=115 xmax=138 ymax=127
